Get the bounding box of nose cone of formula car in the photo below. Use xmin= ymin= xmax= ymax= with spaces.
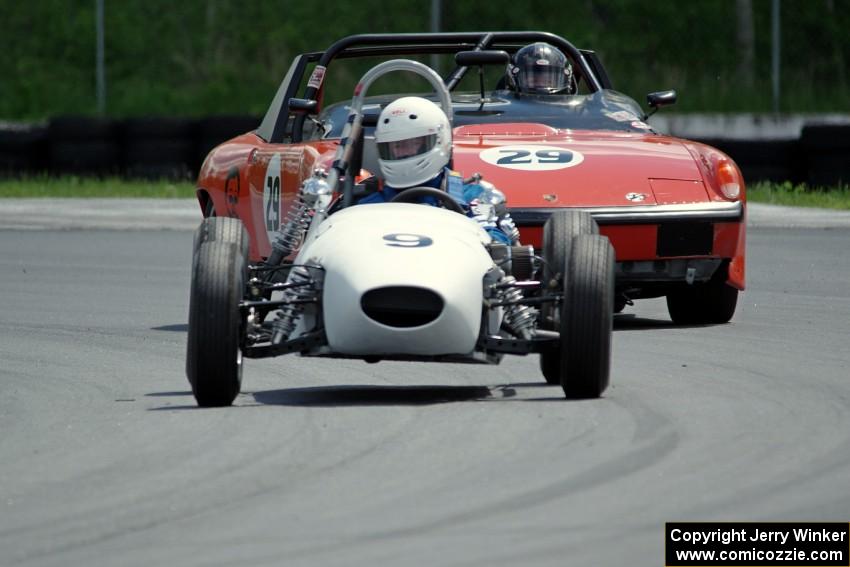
xmin=299 ymin=203 xmax=493 ymax=356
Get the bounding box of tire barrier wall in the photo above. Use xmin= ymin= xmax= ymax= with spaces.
xmin=699 ymin=130 xmax=850 ymax=187
xmin=696 ymin=138 xmax=805 ymax=185
xmin=799 ymin=125 xmax=850 ymax=187
xmin=0 ymin=115 xmax=260 ymax=180
xmin=0 ymin=117 xmax=848 ymax=186
xmin=0 ymin=123 xmax=48 ymax=175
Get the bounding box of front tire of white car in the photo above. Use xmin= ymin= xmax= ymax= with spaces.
xmin=539 ymin=210 xmax=599 ymax=385
xmin=186 ymin=217 xmax=248 ymax=407
xmin=559 ymin=235 xmax=615 ymax=399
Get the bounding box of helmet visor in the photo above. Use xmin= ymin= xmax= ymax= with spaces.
xmin=517 ymin=62 xmax=567 ymax=92
xmin=377 ymin=134 xmax=437 ymax=161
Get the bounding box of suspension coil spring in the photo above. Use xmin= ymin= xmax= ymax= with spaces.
xmin=266 ymin=169 xmax=330 ymax=268
xmin=272 ymin=195 xmax=312 ymax=258
xmin=271 ymin=265 xmax=317 ymax=344
xmin=499 ymin=276 xmax=538 ymax=340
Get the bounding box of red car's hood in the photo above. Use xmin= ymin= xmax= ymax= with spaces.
xmin=451 ymin=124 xmax=708 ymax=207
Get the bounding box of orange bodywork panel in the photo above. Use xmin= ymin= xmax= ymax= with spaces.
xmin=197 ymin=134 xmax=339 ymax=261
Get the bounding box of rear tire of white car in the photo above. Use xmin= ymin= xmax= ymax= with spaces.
xmin=559 ymin=235 xmax=614 ymax=399
xmin=666 ymin=271 xmax=738 ymax=325
xmin=539 ymin=210 xmax=599 ymax=385
xmin=186 ymin=217 xmax=248 ymax=407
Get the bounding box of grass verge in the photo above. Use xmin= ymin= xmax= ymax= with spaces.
xmin=0 ymin=176 xmax=195 ymax=198
xmin=747 ymin=181 xmax=850 ymax=210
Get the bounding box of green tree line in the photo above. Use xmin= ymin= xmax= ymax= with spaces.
xmin=2 ymin=0 xmax=848 ymax=120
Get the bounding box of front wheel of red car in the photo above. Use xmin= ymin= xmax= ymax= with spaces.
xmin=186 ymin=217 xmax=249 ymax=407
xmin=559 ymin=235 xmax=615 ymax=399
xmin=666 ymin=274 xmax=738 ymax=325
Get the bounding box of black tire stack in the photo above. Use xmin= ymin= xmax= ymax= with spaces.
xmin=194 ymin=115 xmax=259 ymax=172
xmin=0 ymin=123 xmax=47 ymax=176
xmin=699 ymin=138 xmax=804 ymax=185
xmin=121 ymin=117 xmax=196 ymax=179
xmin=0 ymin=114 xmax=261 ymax=180
xmin=801 ymin=125 xmax=850 ymax=188
xmin=47 ymin=116 xmax=120 ymax=175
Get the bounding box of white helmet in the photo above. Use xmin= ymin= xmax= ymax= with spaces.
xmin=375 ymin=96 xmax=451 ymax=189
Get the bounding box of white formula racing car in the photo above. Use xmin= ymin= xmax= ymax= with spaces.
xmin=186 ymin=60 xmax=615 ymax=407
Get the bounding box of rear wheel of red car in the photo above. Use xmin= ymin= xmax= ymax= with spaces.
xmin=186 ymin=217 xmax=249 ymax=407
xmin=666 ymin=274 xmax=738 ymax=325
xmin=539 ymin=210 xmax=599 ymax=384
xmin=559 ymin=235 xmax=615 ymax=399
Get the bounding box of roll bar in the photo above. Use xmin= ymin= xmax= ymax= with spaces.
xmin=282 ymin=32 xmax=605 ymax=143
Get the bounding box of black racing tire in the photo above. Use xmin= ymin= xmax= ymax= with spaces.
xmin=538 ymin=210 xmax=599 ymax=384
xmin=539 ymin=349 xmax=561 ymax=386
xmin=191 ymin=198 xmax=217 ymax=255
xmin=559 ymin=234 xmax=615 ymax=399
xmin=186 ymin=217 xmax=249 ymax=407
xmin=666 ymin=272 xmax=739 ymax=325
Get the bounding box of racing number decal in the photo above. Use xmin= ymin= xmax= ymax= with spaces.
xmin=495 ymin=149 xmax=572 ymax=165
xmin=263 ymin=153 xmax=282 ymax=236
xmin=266 ymin=176 xmax=280 ymax=231
xmin=479 ymin=145 xmax=584 ymax=171
xmin=383 ymin=233 xmax=433 ymax=248
xmin=496 ymin=150 xmax=532 ymax=165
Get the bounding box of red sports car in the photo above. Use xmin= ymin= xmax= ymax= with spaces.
xmin=196 ymin=32 xmax=745 ymax=325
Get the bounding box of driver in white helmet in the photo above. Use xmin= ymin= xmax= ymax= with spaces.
xmin=358 ymin=96 xmax=519 ymax=245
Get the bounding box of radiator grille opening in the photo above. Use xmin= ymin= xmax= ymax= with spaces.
xmin=361 ymin=287 xmax=444 ymax=328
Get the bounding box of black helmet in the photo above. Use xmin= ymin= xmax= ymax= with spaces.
xmin=510 ymin=42 xmax=575 ymax=94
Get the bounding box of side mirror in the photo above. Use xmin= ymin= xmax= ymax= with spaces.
xmin=288 ymin=98 xmax=318 ymax=114
xmin=455 ymin=50 xmax=510 ymax=67
xmin=647 ymin=90 xmax=677 ymax=109
xmin=644 ymin=90 xmax=677 ymax=120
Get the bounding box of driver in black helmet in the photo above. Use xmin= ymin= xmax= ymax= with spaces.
xmin=508 ymin=42 xmax=576 ymax=95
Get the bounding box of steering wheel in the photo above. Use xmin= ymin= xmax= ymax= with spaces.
xmin=389 ymin=187 xmax=466 ymax=214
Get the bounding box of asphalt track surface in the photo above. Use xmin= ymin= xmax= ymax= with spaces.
xmin=1 ymin=203 xmax=849 ymax=566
